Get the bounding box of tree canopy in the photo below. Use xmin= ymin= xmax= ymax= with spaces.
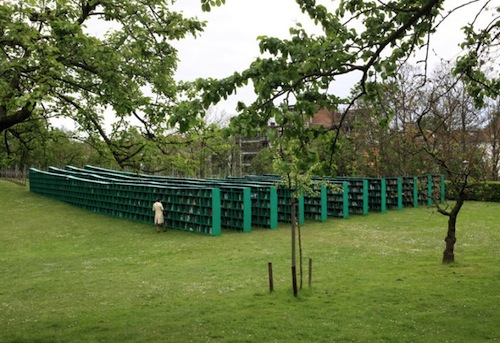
xmin=196 ymin=0 xmax=499 ymax=138
xmin=1 ymin=0 xmax=498 ymax=173
xmin=0 ymin=0 xmax=206 ymax=167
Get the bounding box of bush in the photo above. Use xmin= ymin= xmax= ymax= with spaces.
xmin=446 ymin=181 xmax=500 ymax=202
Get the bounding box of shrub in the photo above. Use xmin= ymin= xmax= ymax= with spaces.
xmin=446 ymin=181 xmax=500 ymax=202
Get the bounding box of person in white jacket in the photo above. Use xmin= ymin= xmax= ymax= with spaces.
xmin=152 ymin=198 xmax=165 ymax=233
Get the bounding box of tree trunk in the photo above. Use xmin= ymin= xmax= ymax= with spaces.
xmin=442 ymin=214 xmax=457 ymax=263
xmin=290 ymin=197 xmax=298 ymax=297
xmin=442 ymin=195 xmax=465 ymax=264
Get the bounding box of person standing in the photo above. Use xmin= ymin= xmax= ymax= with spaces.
xmin=153 ymin=198 xmax=165 ymax=232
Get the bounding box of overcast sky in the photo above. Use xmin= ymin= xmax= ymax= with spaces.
xmin=170 ymin=0 xmax=492 ymax=117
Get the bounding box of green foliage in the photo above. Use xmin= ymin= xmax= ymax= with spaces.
xmin=105 ymin=121 xmax=233 ymax=177
xmin=454 ymin=15 xmax=500 ymax=106
xmin=447 ymin=181 xmax=500 ymax=202
xmin=200 ymin=0 xmax=226 ymax=12
xmin=194 ymin=0 xmax=453 ymax=183
xmin=248 ymin=148 xmax=274 ymax=175
xmin=0 ymin=121 xmax=113 ymax=169
xmin=272 ymin=135 xmax=320 ymax=198
xmin=181 ymin=122 xmax=234 ymax=178
xmin=0 ymin=118 xmax=233 ymax=177
xmin=0 ymin=0 xmax=206 ymax=167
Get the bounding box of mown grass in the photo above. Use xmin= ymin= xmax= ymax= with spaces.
xmin=1 ymin=180 xmax=499 ymax=342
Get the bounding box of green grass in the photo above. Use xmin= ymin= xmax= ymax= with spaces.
xmin=1 ymin=180 xmax=499 ymax=342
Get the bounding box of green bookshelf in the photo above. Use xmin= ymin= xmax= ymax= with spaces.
xmin=431 ymin=174 xmax=445 ymax=203
xmin=335 ymin=178 xmax=369 ymax=215
xmin=59 ymin=166 xmax=253 ymax=233
xmin=385 ymin=177 xmax=402 ymax=210
xmin=164 ymin=187 xmax=221 ymax=235
xmin=210 ymin=178 xmax=279 ymax=229
xmin=249 ymin=185 xmax=278 ymax=229
xmin=304 ymin=184 xmax=328 ymax=222
xmin=401 ymin=176 xmax=418 ymax=208
xmin=277 ymin=187 xmax=305 ymax=224
xmin=33 ymin=165 xmax=447 ymax=236
xmin=325 ymin=181 xmax=349 ymax=218
xmin=417 ymin=175 xmax=432 ymax=205
xmin=219 ymin=187 xmax=252 ymax=232
xmin=366 ymin=178 xmax=386 ymax=212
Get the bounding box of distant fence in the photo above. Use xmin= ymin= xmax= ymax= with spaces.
xmin=0 ymin=166 xmax=29 ymax=185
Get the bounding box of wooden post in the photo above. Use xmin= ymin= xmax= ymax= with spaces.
xmin=308 ymin=258 xmax=312 ymax=287
xmin=268 ymin=262 xmax=274 ymax=293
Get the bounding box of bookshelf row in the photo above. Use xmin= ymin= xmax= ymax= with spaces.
xmin=29 ymin=166 xmax=445 ymax=235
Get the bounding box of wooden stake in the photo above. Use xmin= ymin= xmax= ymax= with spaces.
xmin=268 ymin=262 xmax=274 ymax=293
xmin=308 ymin=258 xmax=312 ymax=287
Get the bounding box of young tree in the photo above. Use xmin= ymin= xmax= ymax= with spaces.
xmin=0 ymin=0 xmax=206 ymax=168
xmin=272 ymin=129 xmax=320 ymax=297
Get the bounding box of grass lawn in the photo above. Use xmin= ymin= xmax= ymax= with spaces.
xmin=1 ymin=180 xmax=499 ymax=342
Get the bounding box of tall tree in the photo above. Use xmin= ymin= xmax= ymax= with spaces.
xmin=0 ymin=0 xmax=205 ymax=168
xmin=415 ymin=70 xmax=483 ymax=263
xmin=370 ymin=64 xmax=486 ymax=263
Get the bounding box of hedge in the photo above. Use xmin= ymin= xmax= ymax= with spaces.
xmin=446 ymin=181 xmax=500 ymax=202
